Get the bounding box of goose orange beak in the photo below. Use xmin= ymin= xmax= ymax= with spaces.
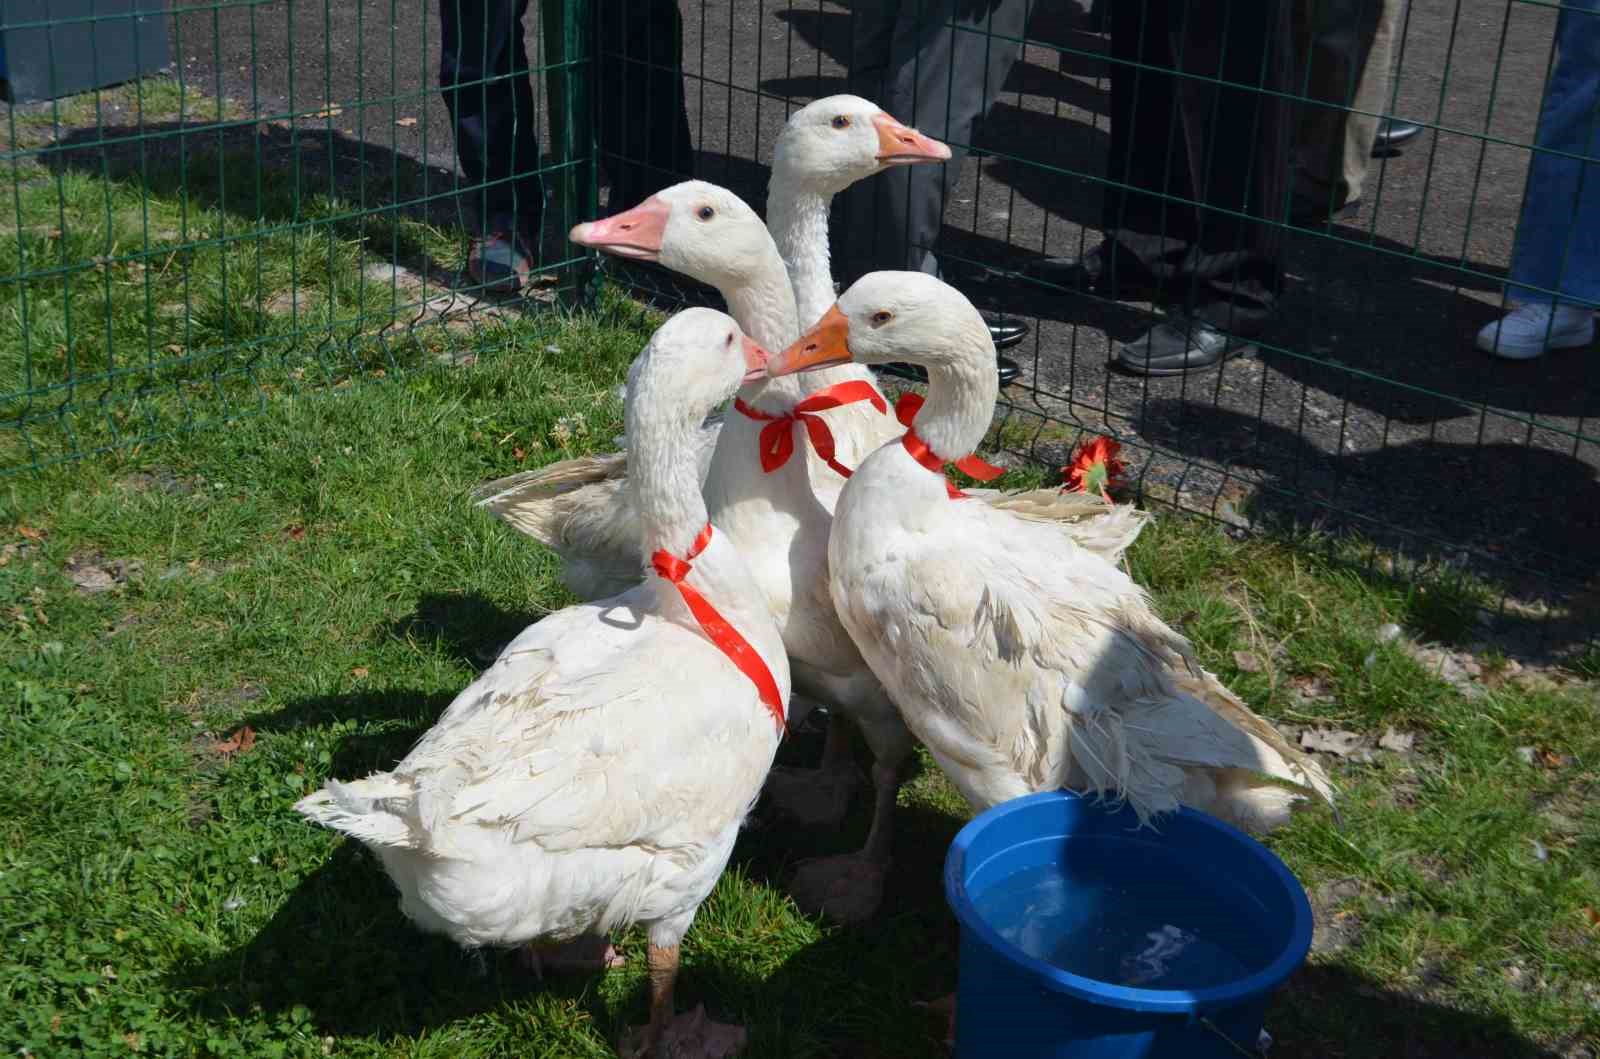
xmin=873 ymin=111 xmax=951 ymax=165
xmin=767 ymin=305 xmax=852 ymax=376
xmin=569 ymin=196 xmax=670 ymax=260
xmin=742 ymin=333 xmax=772 ymax=383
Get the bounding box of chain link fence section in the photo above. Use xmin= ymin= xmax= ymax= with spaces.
xmin=0 ymin=0 xmax=594 ymax=476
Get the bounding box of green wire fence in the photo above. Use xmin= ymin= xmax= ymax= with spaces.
xmin=0 ymin=0 xmax=595 ymax=475
xmin=1 ymin=0 xmax=1596 ymax=651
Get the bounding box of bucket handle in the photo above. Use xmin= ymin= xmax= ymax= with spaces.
xmin=1199 ymin=1018 xmax=1270 ymax=1057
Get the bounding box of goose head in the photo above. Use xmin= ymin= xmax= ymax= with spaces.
xmin=772 ymin=94 xmax=952 ymax=194
xmin=628 ymin=307 xmax=772 ymax=427
xmin=767 ymin=271 xmax=991 ymax=375
xmin=571 ymin=181 xmax=777 ymax=293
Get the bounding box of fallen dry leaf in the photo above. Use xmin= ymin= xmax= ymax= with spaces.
xmin=395 ymin=116 xmax=418 ymax=127
xmin=310 ymin=105 xmax=343 ymax=119
xmin=17 ymin=524 xmax=44 ymax=541
xmin=513 ymin=447 xmax=527 ymax=461
xmin=1300 ymin=728 xmax=1367 ymax=758
xmin=0 ymin=542 xmax=16 ymax=566
xmin=287 ymin=524 xmax=306 ymax=541
xmin=64 ymin=554 xmax=141 ymax=594
xmin=1290 ymin=673 xmax=1336 ymax=700
xmin=351 ymin=666 xmax=370 ymax=679
xmin=213 ymin=725 xmax=257 ymax=756
xmin=1538 ymin=747 xmax=1567 ymax=769
xmin=68 ymin=563 xmax=117 ymax=593
xmin=1232 ymin=650 xmax=1264 ymax=673
xmin=1378 ymin=727 xmax=1416 ymax=753
xmin=1582 ymin=907 xmax=1600 ymax=930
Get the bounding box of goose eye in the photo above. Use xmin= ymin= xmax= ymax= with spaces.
xmin=725 ymin=333 xmax=734 ymax=347
xmin=870 ymin=310 xmax=893 ymax=327
xmin=830 ymin=115 xmax=850 ymax=129
xmin=696 ymin=206 xmax=715 ymax=221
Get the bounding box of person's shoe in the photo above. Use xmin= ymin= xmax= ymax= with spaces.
xmin=1024 ymin=243 xmax=1159 ymax=301
xmin=1289 ymin=194 xmax=1362 ymax=227
xmin=876 ymin=355 xmax=1022 ymax=387
xmin=467 ymin=231 xmax=533 ymax=294
xmin=984 ymin=312 xmax=1028 ymax=350
xmin=1113 ymin=314 xmax=1257 ymax=376
xmin=1475 ymin=302 xmax=1596 ymax=360
xmin=1372 ymin=118 xmax=1423 ymax=155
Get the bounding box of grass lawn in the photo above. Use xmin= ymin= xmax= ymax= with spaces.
xmin=3 ymin=80 xmax=1599 ymax=1059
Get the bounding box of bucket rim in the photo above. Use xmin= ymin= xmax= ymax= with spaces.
xmin=943 ymin=789 xmax=1314 ymax=1015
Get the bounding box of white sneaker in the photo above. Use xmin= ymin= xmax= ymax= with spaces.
xmin=1476 ymin=302 xmax=1596 ymax=360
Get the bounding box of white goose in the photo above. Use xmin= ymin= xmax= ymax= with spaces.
xmin=559 ymin=179 xmax=913 ymax=921
xmin=766 ymin=271 xmax=1336 ymax=834
xmin=297 ymin=308 xmax=787 ymax=1059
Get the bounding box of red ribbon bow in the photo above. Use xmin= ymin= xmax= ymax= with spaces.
xmin=894 ymin=392 xmax=1005 ymax=499
xmin=651 ymin=523 xmax=786 ymax=735
xmin=734 ymin=381 xmax=888 ymax=480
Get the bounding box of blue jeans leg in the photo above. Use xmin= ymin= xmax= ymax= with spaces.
xmin=1506 ymin=0 xmax=1600 ymax=308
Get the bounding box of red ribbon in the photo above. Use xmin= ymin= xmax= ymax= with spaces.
xmin=734 ymin=380 xmax=888 ymax=480
xmin=894 ymin=392 xmax=1005 ymax=499
xmin=651 ymin=523 xmax=785 ymax=735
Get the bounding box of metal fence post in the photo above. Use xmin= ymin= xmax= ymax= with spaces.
xmin=542 ymin=0 xmax=598 ymax=303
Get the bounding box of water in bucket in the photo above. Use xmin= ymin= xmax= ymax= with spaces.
xmin=947 ymin=793 xmax=1313 ymax=1058
xmin=972 ymin=858 xmax=1261 ymax=990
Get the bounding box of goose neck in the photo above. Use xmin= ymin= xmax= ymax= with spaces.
xmin=909 ymin=348 xmax=997 ymax=465
xmin=629 ymin=402 xmax=715 ymax=563
xmin=766 ymin=167 xmax=837 ymax=330
xmin=718 ymin=239 xmax=800 ymax=353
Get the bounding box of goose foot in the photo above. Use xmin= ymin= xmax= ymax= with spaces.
xmin=617 ymin=1003 xmax=747 ymax=1059
xmin=913 ymin=993 xmax=957 ymax=1050
xmin=517 ymin=935 xmax=626 ymax=978
xmin=788 ymin=851 xmax=888 ymax=925
xmin=762 ymin=762 xmax=863 ymax=828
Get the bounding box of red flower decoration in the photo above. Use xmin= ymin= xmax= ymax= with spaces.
xmin=1062 ymin=436 xmax=1125 ymax=503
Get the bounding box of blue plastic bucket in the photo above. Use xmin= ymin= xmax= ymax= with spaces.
xmin=944 ymin=790 xmax=1312 ymax=1058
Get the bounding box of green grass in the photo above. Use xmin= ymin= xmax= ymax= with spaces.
xmin=2 ymin=77 xmax=1598 ymax=1059
xmin=1 ymin=321 xmax=1597 ymax=1057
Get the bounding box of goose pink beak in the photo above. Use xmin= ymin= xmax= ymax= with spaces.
xmin=874 ymin=111 xmax=952 ymax=165
xmin=767 ymin=305 xmax=853 ymax=376
xmin=569 ymin=196 xmax=671 ymax=260
xmin=742 ymin=333 xmax=772 ymax=383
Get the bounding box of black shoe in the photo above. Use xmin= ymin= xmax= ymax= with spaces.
xmin=877 ymin=354 xmax=1023 ymax=387
xmin=1289 ymin=195 xmax=1362 ymax=227
xmin=1373 ymin=118 xmax=1423 ymax=154
xmin=984 ymin=313 xmax=1029 ymax=350
xmin=1024 ymin=243 xmax=1159 ymax=301
xmin=1112 ymin=315 xmax=1257 ymax=376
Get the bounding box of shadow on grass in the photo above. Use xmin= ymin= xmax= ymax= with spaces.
xmin=1272 ymin=963 xmax=1565 ymax=1059
xmin=37 ymin=119 xmax=592 ymax=305
xmin=384 ymin=590 xmax=543 ymax=671
xmin=1131 ymin=400 xmax=1600 ymax=651
xmin=172 ymin=840 xmax=559 ymax=1040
